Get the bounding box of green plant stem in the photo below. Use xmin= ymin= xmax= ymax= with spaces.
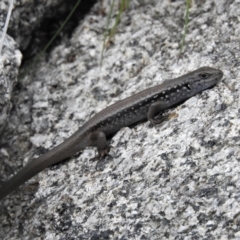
xmin=180 ymin=0 xmax=191 ymax=52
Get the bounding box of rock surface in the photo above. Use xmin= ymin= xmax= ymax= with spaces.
xmin=0 ymin=32 xmax=21 ymax=134
xmin=1 ymin=0 xmax=240 ymax=239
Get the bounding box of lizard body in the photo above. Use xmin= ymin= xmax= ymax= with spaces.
xmin=0 ymin=67 xmax=223 ymax=200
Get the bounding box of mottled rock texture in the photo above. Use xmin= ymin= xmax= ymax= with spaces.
xmin=0 ymin=0 xmax=240 ymax=239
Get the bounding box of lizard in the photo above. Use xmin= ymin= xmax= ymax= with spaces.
xmin=0 ymin=66 xmax=223 ymax=200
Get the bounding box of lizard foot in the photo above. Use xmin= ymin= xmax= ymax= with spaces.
xmin=150 ymin=115 xmax=168 ymax=125
xmin=90 ymin=145 xmax=113 ymax=169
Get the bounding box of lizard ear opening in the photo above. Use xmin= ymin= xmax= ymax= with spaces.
xmin=186 ymin=84 xmax=191 ymax=90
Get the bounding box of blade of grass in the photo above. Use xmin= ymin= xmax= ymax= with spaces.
xmin=100 ymin=0 xmax=129 ymax=67
xmin=108 ymin=0 xmax=129 ymax=39
xmin=180 ymin=0 xmax=191 ymax=53
xmin=20 ymin=0 xmax=82 ymax=79
xmin=0 ymin=0 xmax=14 ymax=56
xmin=100 ymin=0 xmax=115 ymax=67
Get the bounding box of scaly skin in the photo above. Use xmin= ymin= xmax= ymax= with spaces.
xmin=0 ymin=67 xmax=223 ymax=200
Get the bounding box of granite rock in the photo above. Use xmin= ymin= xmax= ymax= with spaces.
xmin=0 ymin=32 xmax=21 ymax=134
xmin=0 ymin=0 xmax=240 ymax=239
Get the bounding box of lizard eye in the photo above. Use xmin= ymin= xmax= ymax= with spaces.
xmin=199 ymin=73 xmax=209 ymax=78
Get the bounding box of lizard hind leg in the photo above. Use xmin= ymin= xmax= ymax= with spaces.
xmin=89 ymin=131 xmax=113 ymax=165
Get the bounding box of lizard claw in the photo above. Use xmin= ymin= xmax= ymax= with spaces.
xmin=89 ymin=145 xmax=113 ymax=170
xmin=150 ymin=115 xmax=168 ymax=125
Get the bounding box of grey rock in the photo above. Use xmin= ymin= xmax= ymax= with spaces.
xmin=1 ymin=0 xmax=65 ymax=50
xmin=0 ymin=32 xmax=21 ymax=134
xmin=1 ymin=0 xmax=240 ymax=239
